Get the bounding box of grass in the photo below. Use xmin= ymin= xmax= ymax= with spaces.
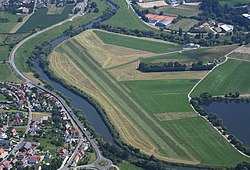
xmin=169 ymin=18 xmax=199 ymax=32
xmin=47 ymin=4 xmax=65 ymax=15
xmin=0 ymin=45 xmax=9 ymax=61
xmin=119 ymin=162 xmax=143 ymax=170
xmin=15 ymin=0 xmax=108 ymax=73
xmin=122 ymin=79 xmax=197 ymax=114
xmin=0 ymin=93 xmax=5 ymax=100
xmin=219 ymin=0 xmax=249 ymax=7
xmin=0 ymin=33 xmax=30 ymax=45
xmin=94 ymin=30 xmax=182 ymax=53
xmin=17 ymin=5 xmax=74 ymax=33
xmin=192 ymin=59 xmax=250 ymax=97
xmin=0 ymin=12 xmax=25 ymax=33
xmin=157 ymin=5 xmax=201 ymax=17
xmin=229 ymin=52 xmax=250 ymax=61
xmin=141 ymin=45 xmax=237 ymax=64
xmin=0 ymin=64 xmax=20 ymax=82
xmin=163 ymin=117 xmax=249 ymax=166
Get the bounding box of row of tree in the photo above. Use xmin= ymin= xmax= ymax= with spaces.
xmin=137 ymin=61 xmax=216 ymax=72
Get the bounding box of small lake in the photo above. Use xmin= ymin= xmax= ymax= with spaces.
xmin=203 ymin=100 xmax=250 ymax=145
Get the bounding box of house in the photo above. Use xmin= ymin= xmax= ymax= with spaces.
xmin=28 ymin=156 xmax=41 ymax=164
xmin=73 ymin=154 xmax=80 ymax=164
xmin=167 ymin=0 xmax=179 ymax=5
xmin=243 ymin=13 xmax=250 ymax=20
xmin=0 ymin=132 xmax=7 ymax=139
xmin=22 ymin=7 xmax=29 ymax=14
xmin=23 ymin=142 xmax=32 ymax=150
xmin=220 ymin=24 xmax=234 ymax=32
xmin=0 ymin=148 xmax=4 ymax=155
xmin=155 ymin=20 xmax=171 ymax=27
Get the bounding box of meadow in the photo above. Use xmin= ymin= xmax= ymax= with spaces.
xmin=94 ymin=30 xmax=182 ymax=53
xmin=191 ymin=59 xmax=250 ymax=97
xmin=0 ymin=33 xmax=30 ymax=45
xmin=119 ymin=163 xmax=143 ymax=170
xmin=169 ymin=18 xmax=199 ymax=32
xmin=0 ymin=46 xmax=9 ymax=61
xmin=17 ymin=5 xmax=74 ymax=33
xmin=15 ymin=0 xmax=108 ymax=73
xmin=122 ymin=79 xmax=197 ymax=113
xmin=48 ymin=31 xmax=250 ymax=166
xmin=0 ymin=64 xmax=20 ymax=82
xmin=0 ymin=93 xmax=5 ymax=100
xmin=163 ymin=117 xmax=248 ymax=166
xmin=157 ymin=5 xmax=201 ymax=17
xmin=0 ymin=12 xmax=25 ymax=33
xmin=219 ymin=0 xmax=249 ymax=7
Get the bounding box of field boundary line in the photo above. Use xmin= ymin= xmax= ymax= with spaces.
xmin=187 ymin=45 xmax=250 ymax=158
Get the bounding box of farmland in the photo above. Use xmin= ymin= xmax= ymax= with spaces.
xmin=48 ymin=30 xmax=250 ymax=166
xmin=169 ymin=18 xmax=199 ymax=32
xmin=0 ymin=64 xmax=20 ymax=82
xmin=122 ymin=79 xmax=197 ymax=114
xmin=156 ymin=5 xmax=201 ymax=17
xmin=17 ymin=5 xmax=74 ymax=33
xmin=191 ymin=59 xmax=250 ymax=97
xmin=219 ymin=0 xmax=249 ymax=7
xmin=0 ymin=46 xmax=9 ymax=61
xmin=94 ymin=30 xmax=182 ymax=53
xmin=15 ymin=0 xmax=108 ymax=73
xmin=0 ymin=12 xmax=25 ymax=33
xmin=120 ymin=163 xmax=143 ymax=170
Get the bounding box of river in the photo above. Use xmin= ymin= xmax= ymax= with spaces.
xmin=203 ymin=100 xmax=250 ymax=145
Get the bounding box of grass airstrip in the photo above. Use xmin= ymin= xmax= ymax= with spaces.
xmin=48 ymin=29 xmax=249 ymax=167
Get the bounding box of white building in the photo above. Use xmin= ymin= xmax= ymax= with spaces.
xmin=220 ymin=24 xmax=234 ymax=32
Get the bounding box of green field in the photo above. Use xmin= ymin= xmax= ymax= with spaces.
xmin=163 ymin=117 xmax=248 ymax=166
xmin=0 ymin=93 xmax=5 ymax=100
xmin=94 ymin=30 xmax=182 ymax=53
xmin=158 ymin=5 xmax=201 ymax=17
xmin=169 ymin=18 xmax=199 ymax=32
xmin=0 ymin=33 xmax=30 ymax=45
xmin=191 ymin=59 xmax=250 ymax=97
xmin=141 ymin=45 xmax=237 ymax=64
xmin=0 ymin=46 xmax=9 ymax=61
xmin=219 ymin=0 xmax=249 ymax=7
xmin=120 ymin=163 xmax=143 ymax=170
xmin=122 ymin=79 xmax=197 ymax=113
xmin=17 ymin=5 xmax=74 ymax=33
xmin=0 ymin=63 xmax=20 ymax=82
xmin=0 ymin=12 xmax=25 ymax=33
xmin=15 ymin=0 xmax=108 ymax=72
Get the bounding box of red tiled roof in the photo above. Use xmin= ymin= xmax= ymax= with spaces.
xmin=29 ymin=156 xmax=41 ymax=161
xmin=0 ymin=148 xmax=4 ymax=154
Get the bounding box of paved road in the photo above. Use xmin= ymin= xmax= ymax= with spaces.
xmin=9 ymin=9 xmax=113 ymax=170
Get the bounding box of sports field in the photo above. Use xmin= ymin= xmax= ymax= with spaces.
xmin=94 ymin=30 xmax=182 ymax=53
xmin=0 ymin=12 xmax=25 ymax=33
xmin=157 ymin=5 xmax=201 ymax=17
xmin=169 ymin=18 xmax=199 ymax=32
xmin=191 ymin=59 xmax=250 ymax=97
xmin=122 ymin=79 xmax=197 ymax=113
xmin=0 ymin=45 xmax=9 ymax=61
xmin=17 ymin=5 xmax=74 ymax=33
xmin=48 ymin=30 xmax=250 ymax=166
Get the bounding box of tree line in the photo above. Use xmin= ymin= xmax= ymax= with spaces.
xmin=138 ymin=61 xmax=216 ymax=72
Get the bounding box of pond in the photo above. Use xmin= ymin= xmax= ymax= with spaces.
xmin=202 ymin=100 xmax=250 ymax=145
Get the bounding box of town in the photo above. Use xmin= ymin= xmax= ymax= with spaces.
xmin=0 ymin=82 xmax=92 ymax=169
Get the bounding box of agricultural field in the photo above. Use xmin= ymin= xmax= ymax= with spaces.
xmin=48 ymin=30 xmax=250 ymax=167
xmin=122 ymin=79 xmax=197 ymax=113
xmin=15 ymin=0 xmax=108 ymax=73
xmin=169 ymin=18 xmax=199 ymax=32
xmin=47 ymin=4 xmax=65 ymax=14
xmin=141 ymin=45 xmax=238 ymax=64
xmin=191 ymin=59 xmax=250 ymax=97
xmin=156 ymin=5 xmax=201 ymax=17
xmin=17 ymin=5 xmax=74 ymax=33
xmin=119 ymin=163 xmax=143 ymax=170
xmin=0 ymin=45 xmax=9 ymax=61
xmin=219 ymin=0 xmax=249 ymax=7
xmin=0 ymin=12 xmax=25 ymax=33
xmin=0 ymin=63 xmax=20 ymax=82
xmin=0 ymin=33 xmax=30 ymax=45
xmin=94 ymin=30 xmax=182 ymax=53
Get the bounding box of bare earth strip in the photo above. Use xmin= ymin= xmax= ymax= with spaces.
xmin=10 ymin=14 xmax=31 ymax=33
xmin=155 ymin=112 xmax=197 ymax=121
xmin=138 ymin=1 xmax=167 ymax=8
xmin=49 ymin=51 xmax=157 ymax=154
xmin=233 ymin=47 xmax=250 ymax=54
xmin=74 ymin=30 xmax=153 ymax=68
xmin=107 ymin=61 xmax=208 ymax=81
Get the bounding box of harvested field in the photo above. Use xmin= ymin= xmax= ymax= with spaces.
xmin=74 ymin=30 xmax=153 ymax=68
xmin=47 ymin=5 xmax=65 ymax=15
xmin=138 ymin=1 xmax=167 ymax=8
xmin=155 ymin=112 xmax=197 ymax=121
xmin=107 ymin=61 xmax=208 ymax=81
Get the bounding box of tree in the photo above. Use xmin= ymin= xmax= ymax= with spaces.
xmin=17 ymin=17 xmax=23 ymax=22
xmin=215 ymin=33 xmax=220 ymax=39
xmin=93 ymin=8 xmax=99 ymax=13
xmin=208 ymin=32 xmax=214 ymax=39
xmin=159 ymin=11 xmax=163 ymax=15
xmin=178 ymin=27 xmax=183 ymax=36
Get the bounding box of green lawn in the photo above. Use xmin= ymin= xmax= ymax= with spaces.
xmin=191 ymin=59 xmax=250 ymax=97
xmin=122 ymin=79 xmax=197 ymax=114
xmin=219 ymin=0 xmax=249 ymax=7
xmin=0 ymin=93 xmax=5 ymax=100
xmin=120 ymin=163 xmax=143 ymax=170
xmin=94 ymin=30 xmax=182 ymax=53
xmin=0 ymin=45 xmax=9 ymax=61
xmin=17 ymin=5 xmax=74 ymax=33
xmin=169 ymin=18 xmax=199 ymax=32
xmin=163 ymin=117 xmax=249 ymax=167
xmin=15 ymin=0 xmax=108 ymax=72
xmin=0 ymin=12 xmax=25 ymax=33
xmin=141 ymin=45 xmax=237 ymax=64
xmin=158 ymin=5 xmax=201 ymax=17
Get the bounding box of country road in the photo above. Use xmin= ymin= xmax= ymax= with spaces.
xmin=8 ymin=8 xmax=113 ymax=170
